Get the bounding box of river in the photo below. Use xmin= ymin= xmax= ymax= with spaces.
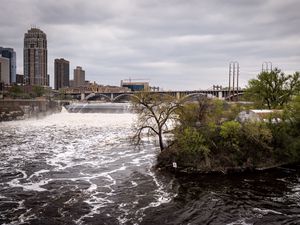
xmin=0 ymin=105 xmax=300 ymax=225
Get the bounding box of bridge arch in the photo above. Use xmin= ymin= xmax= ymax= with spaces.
xmin=87 ymin=93 xmax=111 ymax=101
xmin=181 ymin=93 xmax=208 ymax=102
xmin=225 ymin=93 xmax=244 ymax=101
xmin=113 ymin=93 xmax=136 ymax=103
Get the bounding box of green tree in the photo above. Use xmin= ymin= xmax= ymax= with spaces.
xmin=178 ymin=97 xmax=211 ymax=128
xmin=289 ymin=95 xmax=300 ymax=125
xmin=178 ymin=98 xmax=227 ymax=128
xmin=244 ymin=68 xmax=300 ymax=109
xmin=177 ymin=127 xmax=210 ymax=156
xmin=132 ymin=92 xmax=182 ymax=151
xmin=220 ymin=121 xmax=242 ymax=154
xmin=9 ymin=85 xmax=23 ymax=98
xmin=242 ymin=122 xmax=273 ymax=149
xmin=285 ymin=95 xmax=300 ymax=134
xmin=32 ymin=85 xmax=45 ymax=98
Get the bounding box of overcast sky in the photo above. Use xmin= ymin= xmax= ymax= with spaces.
xmin=1 ymin=0 xmax=299 ymax=90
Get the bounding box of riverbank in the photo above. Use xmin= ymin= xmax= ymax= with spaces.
xmin=156 ymin=148 xmax=292 ymax=175
xmin=0 ymin=99 xmax=62 ymax=122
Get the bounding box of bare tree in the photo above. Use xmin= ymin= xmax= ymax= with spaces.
xmin=132 ymin=91 xmax=182 ymax=151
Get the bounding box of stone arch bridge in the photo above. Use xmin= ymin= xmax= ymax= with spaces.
xmin=72 ymin=90 xmax=243 ymax=102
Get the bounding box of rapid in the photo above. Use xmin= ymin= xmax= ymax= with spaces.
xmin=1 ymin=104 xmax=300 ymax=225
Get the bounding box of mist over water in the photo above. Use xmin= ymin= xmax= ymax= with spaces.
xmin=1 ymin=106 xmax=300 ymax=225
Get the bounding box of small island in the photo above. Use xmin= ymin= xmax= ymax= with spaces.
xmin=133 ymin=68 xmax=300 ymax=174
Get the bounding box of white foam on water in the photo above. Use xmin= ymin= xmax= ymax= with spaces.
xmin=6 ymin=169 xmax=48 ymax=192
xmin=117 ymin=213 xmax=130 ymax=224
xmin=17 ymin=169 xmax=28 ymax=179
xmin=1 ymin=110 xmax=177 ymax=225
xmin=252 ymin=207 xmax=283 ymax=215
xmin=87 ymin=183 xmax=98 ymax=192
xmin=226 ymin=219 xmax=253 ymax=225
xmin=126 ymin=167 xmax=176 ymax=223
xmin=28 ymin=169 xmax=50 ymax=179
xmin=117 ymin=201 xmax=135 ymax=225
xmin=286 ymin=183 xmax=300 ymax=206
xmin=1 ymin=200 xmax=37 ymax=225
xmin=151 ymin=167 xmax=174 ymax=201
xmin=131 ymin=181 xmax=138 ymax=187
xmin=75 ymin=196 xmax=115 ymax=225
xmin=7 ymin=177 xmax=49 ymax=192
xmin=18 ymin=209 xmax=37 ymax=224
xmin=292 ymin=186 xmax=300 ymax=192
xmin=130 ymin=153 xmax=156 ymax=166
xmin=75 ymin=165 xmax=130 ymax=222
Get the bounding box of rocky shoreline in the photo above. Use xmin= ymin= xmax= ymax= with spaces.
xmin=155 ymin=144 xmax=299 ymax=176
xmin=155 ymin=156 xmax=294 ymax=176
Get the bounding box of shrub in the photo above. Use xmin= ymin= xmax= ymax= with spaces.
xmin=177 ymin=127 xmax=210 ymax=157
xmin=220 ymin=121 xmax=241 ymax=149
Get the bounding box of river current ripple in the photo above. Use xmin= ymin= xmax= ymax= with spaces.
xmin=1 ymin=108 xmax=300 ymax=225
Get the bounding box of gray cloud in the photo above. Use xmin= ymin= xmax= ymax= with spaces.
xmin=0 ymin=0 xmax=299 ymax=90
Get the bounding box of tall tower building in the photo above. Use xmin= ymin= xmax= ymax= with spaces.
xmin=0 ymin=56 xmax=10 ymax=84
xmin=23 ymin=27 xmax=48 ymax=86
xmin=0 ymin=47 xmax=16 ymax=84
xmin=74 ymin=66 xmax=85 ymax=87
xmin=54 ymin=58 xmax=70 ymax=90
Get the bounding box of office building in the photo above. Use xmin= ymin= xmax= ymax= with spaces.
xmin=0 ymin=56 xmax=10 ymax=85
xmin=73 ymin=66 xmax=85 ymax=87
xmin=121 ymin=80 xmax=149 ymax=91
xmin=23 ymin=27 xmax=48 ymax=86
xmin=54 ymin=58 xmax=70 ymax=90
xmin=0 ymin=47 xmax=16 ymax=84
xmin=69 ymin=80 xmax=75 ymax=87
xmin=46 ymin=74 xmax=50 ymax=86
xmin=16 ymin=74 xmax=24 ymax=85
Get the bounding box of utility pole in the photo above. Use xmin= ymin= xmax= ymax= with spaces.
xmin=228 ymin=63 xmax=231 ymax=100
xmin=236 ymin=63 xmax=239 ymax=101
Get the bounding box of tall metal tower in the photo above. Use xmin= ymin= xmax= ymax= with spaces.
xmin=262 ymin=62 xmax=272 ymax=72
xmin=228 ymin=61 xmax=239 ymax=101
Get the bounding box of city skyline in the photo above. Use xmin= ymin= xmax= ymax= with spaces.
xmin=1 ymin=0 xmax=300 ymax=90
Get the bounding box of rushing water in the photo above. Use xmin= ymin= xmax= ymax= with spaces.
xmin=1 ymin=106 xmax=300 ymax=225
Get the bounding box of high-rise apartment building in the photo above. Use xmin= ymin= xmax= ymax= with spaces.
xmin=73 ymin=66 xmax=85 ymax=87
xmin=0 ymin=47 xmax=16 ymax=84
xmin=0 ymin=56 xmax=10 ymax=84
xmin=54 ymin=58 xmax=70 ymax=90
xmin=23 ymin=27 xmax=48 ymax=86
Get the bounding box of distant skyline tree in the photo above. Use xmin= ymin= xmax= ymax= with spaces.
xmin=244 ymin=68 xmax=300 ymax=109
xmin=32 ymin=85 xmax=46 ymax=98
